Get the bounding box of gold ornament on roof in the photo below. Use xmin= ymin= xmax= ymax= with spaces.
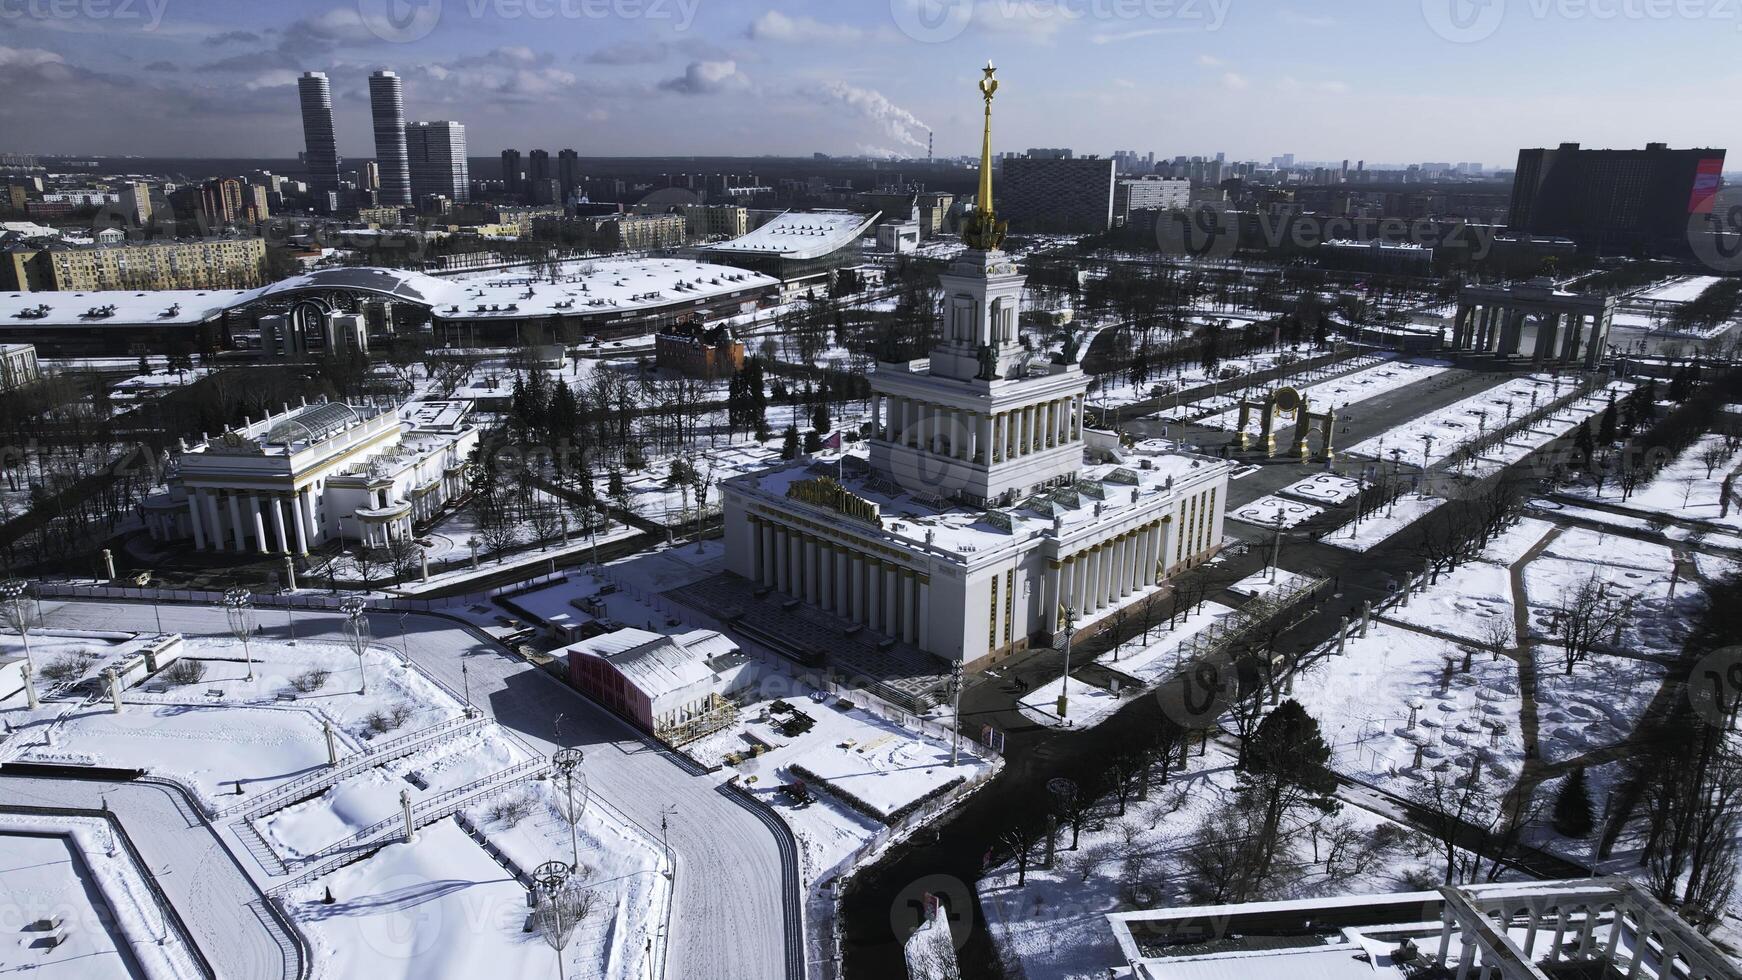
xmin=961 ymin=61 xmax=1009 ymax=251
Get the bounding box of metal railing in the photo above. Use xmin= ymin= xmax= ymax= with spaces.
xmin=218 ymin=714 xmax=487 ymax=820
xmin=274 ymin=757 xmax=549 ymax=889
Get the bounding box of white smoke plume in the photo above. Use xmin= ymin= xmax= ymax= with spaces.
xmin=817 ymin=81 xmax=930 ymax=154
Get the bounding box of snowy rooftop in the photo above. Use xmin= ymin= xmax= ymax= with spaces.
xmin=730 ymin=442 xmax=1227 ymax=565
xmin=560 ymin=627 xmax=741 ymax=699
xmin=0 ymin=287 xmax=252 ymax=327
xmin=1636 ymin=274 xmax=1723 ymax=305
xmin=0 ymin=257 xmax=779 ymax=328
xmin=699 ymin=210 xmax=879 ymax=261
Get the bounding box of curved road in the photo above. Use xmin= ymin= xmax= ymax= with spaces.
xmin=0 ymin=775 xmax=300 ymax=979
xmin=30 ymin=598 xmax=801 ymax=980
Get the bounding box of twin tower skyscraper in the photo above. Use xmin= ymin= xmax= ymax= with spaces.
xmin=296 ymin=69 xmax=469 ymax=208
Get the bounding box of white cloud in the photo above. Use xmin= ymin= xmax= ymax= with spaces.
xmin=1090 ymin=25 xmax=1194 ymax=44
xmin=243 ymin=69 xmax=301 ymax=90
xmin=659 ymin=60 xmax=748 ymax=95
xmin=1221 ymin=72 xmax=1249 ymax=91
xmin=0 ymin=45 xmax=64 ymax=69
xmin=1197 ymin=54 xmax=1224 ymax=67
xmin=747 ymin=11 xmax=877 ymax=43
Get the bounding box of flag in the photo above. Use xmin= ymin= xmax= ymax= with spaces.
xmin=823 ymin=431 xmax=842 ymax=451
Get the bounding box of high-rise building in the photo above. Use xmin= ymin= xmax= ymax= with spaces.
xmin=296 ymin=72 xmax=341 ymax=198
xmin=501 ymin=149 xmax=522 ymax=195
xmin=368 ymin=71 xmax=413 ymax=206
xmin=1113 ymin=176 xmax=1190 ymax=224
xmin=557 ymin=149 xmax=581 ymax=202
xmin=1509 ymin=142 xmax=1725 ymax=254
xmin=119 ymin=181 xmax=152 ymax=225
xmin=406 ymin=121 xmax=470 ymax=204
xmin=1000 ymin=154 xmax=1117 ymax=233
xmin=527 ymin=149 xmax=551 ymax=194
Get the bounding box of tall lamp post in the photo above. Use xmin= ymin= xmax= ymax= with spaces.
xmin=220 ymin=588 xmax=255 ymax=681
xmin=551 ymin=748 xmax=587 ymax=872
xmin=1056 ymin=606 xmax=1077 ymax=720
xmin=0 ymin=579 xmax=36 ymax=676
xmin=341 ymin=598 xmax=370 ymax=695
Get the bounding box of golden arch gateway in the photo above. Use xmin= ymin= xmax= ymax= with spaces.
xmin=1234 ymin=385 xmax=1336 ymax=460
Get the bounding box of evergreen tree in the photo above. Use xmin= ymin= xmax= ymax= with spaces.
xmin=1552 ymin=766 xmax=1594 ymax=838
xmin=780 ymin=425 xmax=800 ymax=459
xmin=1239 ymin=699 xmax=1340 ymax=878
xmin=812 ymin=402 xmax=831 ymax=434
xmin=1597 ymin=401 xmax=1618 ymax=445
xmin=803 ymin=429 xmax=823 ymax=454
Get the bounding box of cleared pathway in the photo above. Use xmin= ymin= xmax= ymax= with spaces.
xmin=31 ymin=598 xmax=802 ymax=980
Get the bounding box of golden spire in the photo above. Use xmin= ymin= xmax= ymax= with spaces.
xmin=962 ymin=60 xmax=1008 ymax=251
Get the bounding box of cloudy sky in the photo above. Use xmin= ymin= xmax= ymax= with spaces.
xmin=0 ymin=0 xmax=1734 ymax=165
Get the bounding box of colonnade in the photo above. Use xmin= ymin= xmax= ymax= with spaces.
xmin=1434 ymin=882 xmax=1735 ymax=980
xmin=185 ymin=487 xmax=318 ymax=557
xmin=873 ymin=392 xmax=1087 ymax=464
xmin=1449 ymin=299 xmax=1612 ymax=370
xmin=748 ymin=515 xmax=932 ymax=649
xmin=1045 ymin=518 xmax=1168 ymax=624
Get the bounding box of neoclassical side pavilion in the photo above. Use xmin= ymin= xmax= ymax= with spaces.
xmin=1449 ymin=278 xmax=1616 ymax=369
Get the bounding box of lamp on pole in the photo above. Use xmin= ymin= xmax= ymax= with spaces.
xmin=1056 ymin=605 xmax=1077 ymax=720
xmin=551 ymin=748 xmax=587 ymax=872
xmin=948 ymin=661 xmax=965 ymax=766
xmin=0 ymin=579 xmax=36 ymax=675
xmin=341 ymin=597 xmax=370 ymax=695
xmin=220 ymin=588 xmax=255 ymax=681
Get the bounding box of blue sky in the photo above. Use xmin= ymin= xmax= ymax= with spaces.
xmin=0 ymin=0 xmax=1735 ymax=164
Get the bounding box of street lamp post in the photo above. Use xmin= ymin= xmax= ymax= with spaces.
xmin=1056 ymin=606 xmax=1077 ymax=720
xmin=949 ymin=661 xmax=964 ymax=766
xmin=551 ymin=748 xmax=587 ymax=872
xmin=341 ymin=598 xmax=370 ymax=695
xmin=1270 ymin=511 xmax=1286 ymax=583
xmin=0 ymin=579 xmax=36 ymax=675
xmin=220 ymin=588 xmax=255 ymax=681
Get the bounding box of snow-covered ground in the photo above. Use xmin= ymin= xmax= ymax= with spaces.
xmin=979 ymin=748 xmax=1445 ymax=980
xmin=1193 ymin=358 xmax=1449 ymax=433
xmin=1565 ymin=431 xmax=1742 ymax=530
xmin=1342 ymin=376 xmax=1580 ymax=462
xmin=0 ymin=814 xmax=204 ymax=980
xmin=1279 ymin=473 xmax=1364 ymax=506
xmin=1292 ymin=620 xmax=1526 ymax=789
xmin=1228 ymin=494 xmax=1324 ymax=529
xmin=1321 ymin=494 xmax=1445 ymax=553
xmin=287 ymin=812 xmax=663 ymax=980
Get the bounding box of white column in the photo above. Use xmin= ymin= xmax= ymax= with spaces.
xmin=249 ymin=495 xmax=269 ymax=554
xmin=835 ymin=548 xmax=850 ymax=614
xmin=884 ymin=565 xmax=900 ymax=634
xmin=851 ymin=556 xmax=866 ymax=623
xmin=1144 ymin=524 xmax=1160 ymax=586
xmin=302 ymin=490 xmax=321 ymax=548
xmin=1074 ymin=554 xmax=1090 ymax=613
xmin=789 ymin=532 xmax=803 ymax=596
xmin=1043 ymin=562 xmax=1060 ymax=633
xmin=758 ymin=523 xmax=774 ymax=586
xmin=774 ymin=528 xmax=789 ymax=592
xmin=803 ymin=536 xmax=819 ymax=605
xmin=867 ymin=560 xmax=882 ymax=631
xmin=817 ymin=542 xmax=833 ymax=611
xmin=187 ymin=494 xmax=207 ymax=550
xmin=227 ymin=494 xmax=246 ymax=551
xmin=918 ymin=577 xmax=931 ymax=650
xmin=977 ymin=413 xmax=993 ymax=463
xmin=901 ymin=572 xmax=917 ymax=644
xmin=201 ymin=491 xmax=222 ymax=552
xmin=271 ymin=495 xmax=290 ymax=554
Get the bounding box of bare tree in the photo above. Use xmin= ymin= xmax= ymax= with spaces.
xmin=997 ymin=818 xmax=1044 ymax=887
xmin=1552 ymin=571 xmax=1630 ymax=674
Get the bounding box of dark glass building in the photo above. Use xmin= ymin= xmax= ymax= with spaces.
xmin=1507 ymin=142 xmax=1725 ymax=255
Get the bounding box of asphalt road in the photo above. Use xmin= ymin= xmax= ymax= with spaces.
xmin=30 ymin=598 xmax=801 ymax=980
xmin=0 ymin=774 xmax=301 ymax=980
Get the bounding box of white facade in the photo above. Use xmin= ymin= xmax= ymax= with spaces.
xmin=143 ymin=400 xmax=478 ymax=557
xmin=720 ymin=242 xmax=1230 ymax=670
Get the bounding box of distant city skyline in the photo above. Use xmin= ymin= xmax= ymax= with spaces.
xmin=0 ymin=0 xmax=1736 ymax=164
